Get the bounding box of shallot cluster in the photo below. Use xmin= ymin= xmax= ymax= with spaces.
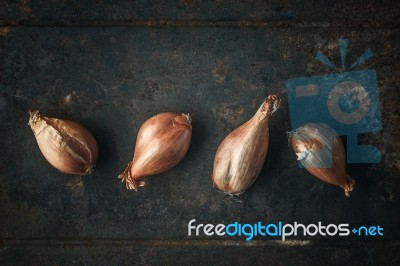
xmin=29 ymin=96 xmax=356 ymax=197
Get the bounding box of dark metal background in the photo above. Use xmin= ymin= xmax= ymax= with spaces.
xmin=0 ymin=0 xmax=399 ymax=265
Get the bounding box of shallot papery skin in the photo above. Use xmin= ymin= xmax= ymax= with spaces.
xmin=211 ymin=95 xmax=281 ymax=195
xmin=29 ymin=110 xmax=98 ymax=175
xmin=119 ymin=112 xmax=192 ymax=190
xmin=290 ymin=123 xmax=355 ymax=197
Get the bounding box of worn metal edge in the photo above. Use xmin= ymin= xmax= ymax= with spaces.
xmin=0 ymin=239 xmax=399 ymax=247
xmin=0 ymin=19 xmax=399 ymax=28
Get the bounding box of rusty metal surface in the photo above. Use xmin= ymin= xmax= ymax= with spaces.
xmin=0 ymin=0 xmax=399 ymax=26
xmin=1 ymin=1 xmax=400 ymax=265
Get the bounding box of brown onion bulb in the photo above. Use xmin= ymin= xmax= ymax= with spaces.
xmin=211 ymin=95 xmax=281 ymax=195
xmin=28 ymin=110 xmax=98 ymax=175
xmin=290 ymin=123 xmax=355 ymax=197
xmin=119 ymin=112 xmax=192 ymax=190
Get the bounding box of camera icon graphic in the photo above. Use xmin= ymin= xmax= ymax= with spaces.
xmin=286 ymin=39 xmax=382 ymax=166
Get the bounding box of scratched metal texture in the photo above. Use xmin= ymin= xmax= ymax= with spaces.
xmin=0 ymin=0 xmax=399 ymax=265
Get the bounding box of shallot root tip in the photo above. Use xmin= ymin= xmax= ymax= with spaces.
xmin=212 ymin=179 xmax=244 ymax=196
xmin=118 ymin=162 xmax=145 ymax=190
xmin=226 ymin=194 xmax=243 ymax=203
xmin=28 ymin=110 xmax=41 ymax=125
xmin=212 ymin=179 xmax=229 ymax=195
xmin=344 ymin=174 xmax=355 ymax=197
xmin=84 ymin=164 xmax=95 ymax=175
xmin=125 ymin=179 xmax=146 ymax=191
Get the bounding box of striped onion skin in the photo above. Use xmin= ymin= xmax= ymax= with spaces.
xmin=212 ymin=95 xmax=280 ymax=195
xmin=29 ymin=110 xmax=98 ymax=175
xmin=290 ymin=123 xmax=354 ymax=197
xmin=119 ymin=112 xmax=192 ymax=190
